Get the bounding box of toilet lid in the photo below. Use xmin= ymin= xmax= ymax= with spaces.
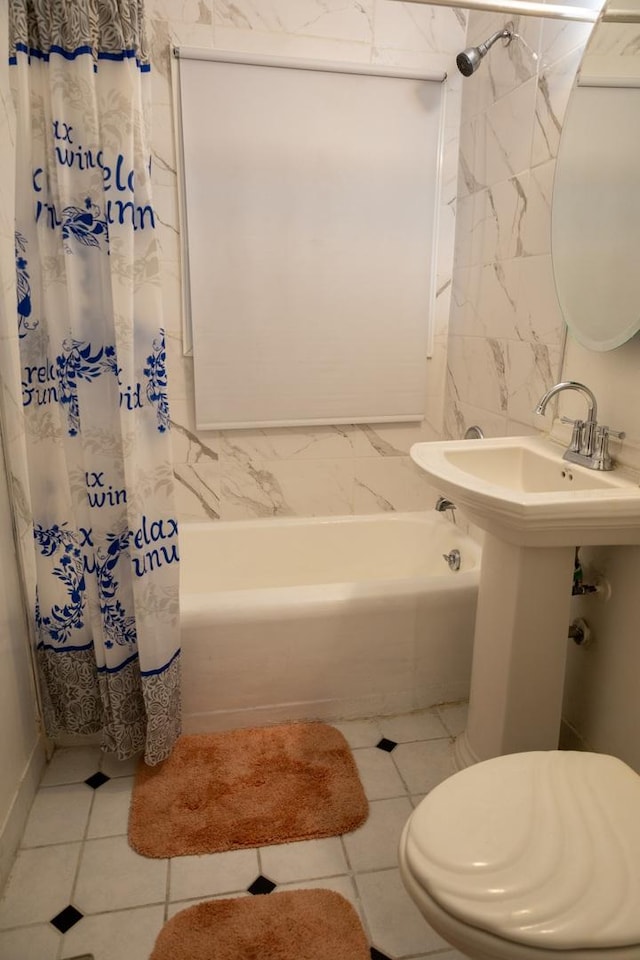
xmin=404 ymin=751 xmax=640 ymax=950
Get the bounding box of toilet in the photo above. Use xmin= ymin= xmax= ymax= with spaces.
xmin=398 ymin=751 xmax=640 ymax=960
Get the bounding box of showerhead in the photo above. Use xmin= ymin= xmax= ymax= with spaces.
xmin=456 ymin=23 xmax=514 ymax=77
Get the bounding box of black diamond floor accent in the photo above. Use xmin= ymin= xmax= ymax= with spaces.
xmin=247 ymin=874 xmax=277 ymax=895
xmin=371 ymin=948 xmax=394 ymax=960
xmin=84 ymin=771 xmax=110 ymax=790
xmin=376 ymin=737 xmax=398 ymax=753
xmin=50 ymin=904 xmax=83 ymax=933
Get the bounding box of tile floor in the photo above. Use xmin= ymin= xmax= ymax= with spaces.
xmin=0 ymin=703 xmax=471 ymax=960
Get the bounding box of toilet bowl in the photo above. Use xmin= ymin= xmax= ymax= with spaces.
xmin=398 ymin=751 xmax=640 ymax=960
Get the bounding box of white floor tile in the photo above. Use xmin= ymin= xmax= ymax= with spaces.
xmin=377 ymin=710 xmax=448 ymax=743
xmin=86 ymin=777 xmax=134 ymax=839
xmin=278 ymin=875 xmax=360 ymax=913
xmin=0 ymin=843 xmax=81 ymax=929
xmin=40 ymin=747 xmax=102 ymax=787
xmin=1 ymin=708 xmax=477 ymax=954
xmin=167 ymin=897 xmax=209 ymax=920
xmin=330 ymin=718 xmax=381 ymax=748
xmin=74 ymin=836 xmax=167 ymax=914
xmin=424 ymin=951 xmax=470 ymax=959
xmin=167 ymin=891 xmax=250 ymax=919
xmin=60 ymin=904 xmax=164 ymax=960
xmin=169 ymin=882 xmax=363 ymax=931
xmin=169 ymin=848 xmax=259 ymax=901
xmin=0 ymin=923 xmax=60 ymax=960
xmin=21 ymin=784 xmax=93 ymax=847
xmin=352 ymin=747 xmax=407 ymax=800
xmin=392 ymin=738 xmax=455 ymax=795
xmin=436 ymin=702 xmax=469 ymax=737
xmin=343 ymin=797 xmax=413 ymax=872
xmin=100 ymin=753 xmax=141 ymax=779
xmin=259 ymin=837 xmax=348 ymax=884
xmin=408 ymin=955 xmax=466 ymax=960
xmin=357 ymin=867 xmax=450 ymax=957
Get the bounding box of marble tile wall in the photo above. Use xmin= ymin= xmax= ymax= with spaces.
xmin=447 ymin=1 xmax=640 ymax=771
xmin=147 ymin=0 xmax=468 ymax=520
xmin=444 ymin=7 xmax=595 ymax=440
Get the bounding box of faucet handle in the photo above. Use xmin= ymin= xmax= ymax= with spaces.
xmin=600 ymin=426 xmax=625 ymax=440
xmin=560 ymin=416 xmax=584 ymax=453
xmin=593 ymin=425 xmax=626 ymax=470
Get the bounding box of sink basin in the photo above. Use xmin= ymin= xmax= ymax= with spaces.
xmin=411 ymin=435 xmax=640 ymax=546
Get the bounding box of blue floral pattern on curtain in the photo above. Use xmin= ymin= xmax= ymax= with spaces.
xmin=10 ymin=0 xmax=181 ymax=763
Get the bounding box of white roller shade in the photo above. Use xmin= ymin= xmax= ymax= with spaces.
xmin=177 ymin=51 xmax=444 ymax=430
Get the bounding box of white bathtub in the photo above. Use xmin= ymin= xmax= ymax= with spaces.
xmin=179 ymin=512 xmax=481 ymax=733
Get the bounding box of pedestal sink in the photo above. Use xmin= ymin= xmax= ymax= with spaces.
xmin=411 ymin=435 xmax=640 ymax=768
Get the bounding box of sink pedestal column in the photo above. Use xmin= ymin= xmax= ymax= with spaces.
xmin=455 ymin=534 xmax=575 ymax=769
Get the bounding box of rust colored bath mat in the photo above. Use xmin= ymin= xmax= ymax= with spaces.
xmin=149 ymin=889 xmax=370 ymax=960
xmin=128 ymin=722 xmax=368 ymax=857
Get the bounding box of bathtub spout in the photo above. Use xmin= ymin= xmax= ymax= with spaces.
xmin=435 ymin=496 xmax=456 ymax=523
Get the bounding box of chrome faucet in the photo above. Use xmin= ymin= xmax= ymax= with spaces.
xmin=535 ymin=380 xmax=624 ymax=471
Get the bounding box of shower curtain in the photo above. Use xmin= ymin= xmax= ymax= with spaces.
xmin=9 ymin=0 xmax=181 ymax=763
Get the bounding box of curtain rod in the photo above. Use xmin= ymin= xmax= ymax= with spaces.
xmin=386 ymin=0 xmax=599 ymax=22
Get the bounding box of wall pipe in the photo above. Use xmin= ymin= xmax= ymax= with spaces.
xmin=386 ymin=0 xmax=600 ymax=23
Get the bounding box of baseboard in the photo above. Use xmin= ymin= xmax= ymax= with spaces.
xmin=0 ymin=735 xmax=46 ymax=893
xmin=52 ymin=732 xmax=102 ymax=748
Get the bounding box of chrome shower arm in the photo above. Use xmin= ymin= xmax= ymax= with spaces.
xmin=478 ymin=27 xmax=512 ymax=54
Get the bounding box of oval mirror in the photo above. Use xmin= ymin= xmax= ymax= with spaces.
xmin=551 ymin=0 xmax=640 ymax=351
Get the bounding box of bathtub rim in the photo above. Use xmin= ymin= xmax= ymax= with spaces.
xmin=178 ymin=509 xmax=475 ymax=536
xmin=179 ymin=510 xmax=482 ymax=624
xmin=181 ymin=568 xmax=481 ymax=625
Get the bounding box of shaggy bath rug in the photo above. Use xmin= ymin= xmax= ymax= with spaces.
xmin=128 ymin=722 xmax=368 ymax=857
xmin=149 ymin=889 xmax=371 ymax=960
